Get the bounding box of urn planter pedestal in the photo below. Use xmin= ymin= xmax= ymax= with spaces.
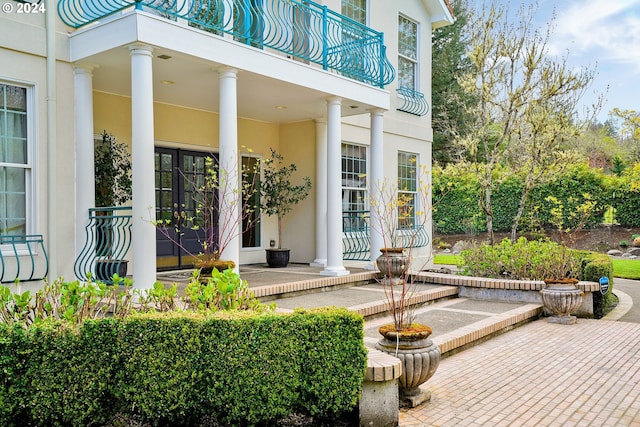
xmin=375 ymin=324 xmax=440 ymax=408
xmin=540 ymin=280 xmax=584 ymax=325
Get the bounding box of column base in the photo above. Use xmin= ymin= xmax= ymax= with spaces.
xmin=310 ymin=259 xmax=327 ymax=268
xmin=364 ymin=262 xmax=379 ymax=271
xmin=320 ymin=266 xmax=350 ymax=277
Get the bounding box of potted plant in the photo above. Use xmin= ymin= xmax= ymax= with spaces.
xmin=154 ymin=155 xmax=259 ymax=276
xmin=370 ymin=166 xmax=440 ymax=408
xmin=94 ymin=130 xmax=132 ymax=281
xmin=538 ymin=195 xmax=596 ymax=324
xmin=260 ymin=148 xmax=312 ymax=267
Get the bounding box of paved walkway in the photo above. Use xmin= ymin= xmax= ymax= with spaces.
xmin=159 ymin=265 xmax=640 ymax=426
xmin=400 ymin=281 xmax=640 ymax=426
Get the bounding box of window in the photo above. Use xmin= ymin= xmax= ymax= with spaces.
xmin=0 ymin=83 xmax=30 ymax=237
xmin=242 ymin=155 xmax=261 ymax=248
xmin=398 ymin=15 xmax=418 ymax=90
xmin=341 ymin=143 xmax=367 ymax=231
xmin=342 ymin=0 xmax=367 ymax=25
xmin=397 ymin=151 xmax=417 ymax=229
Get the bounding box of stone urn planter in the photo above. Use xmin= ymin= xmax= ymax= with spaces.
xmin=376 ymin=248 xmax=408 ymax=278
xmin=375 ymin=323 xmax=440 ymax=408
xmin=540 ymin=278 xmax=584 ymax=325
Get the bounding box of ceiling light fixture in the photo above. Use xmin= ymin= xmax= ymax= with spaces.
xmin=160 ymin=80 xmax=175 ymax=85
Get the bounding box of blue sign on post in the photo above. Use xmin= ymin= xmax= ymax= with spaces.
xmin=599 ymin=277 xmax=610 ymax=295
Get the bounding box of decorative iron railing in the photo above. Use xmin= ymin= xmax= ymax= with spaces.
xmin=0 ymin=235 xmax=49 ymax=283
xmin=74 ymin=207 xmax=132 ymax=284
xmin=396 ymin=86 xmax=429 ymax=116
xmin=343 ymin=210 xmax=370 ymax=261
xmin=342 ymin=210 xmax=431 ymax=261
xmin=58 ymin=0 xmax=395 ymax=88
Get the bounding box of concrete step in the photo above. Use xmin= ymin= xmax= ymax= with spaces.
xmin=158 ymin=264 xmax=543 ymax=357
xmin=264 ymin=278 xmax=542 ymax=358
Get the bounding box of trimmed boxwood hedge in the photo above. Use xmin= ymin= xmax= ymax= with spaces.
xmin=0 ymin=308 xmax=366 ymax=426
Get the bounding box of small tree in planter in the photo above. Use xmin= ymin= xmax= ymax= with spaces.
xmin=260 ymin=148 xmax=312 ymax=267
xmin=95 ymin=131 xmax=132 ymax=208
xmin=153 ymin=155 xmax=261 ymax=275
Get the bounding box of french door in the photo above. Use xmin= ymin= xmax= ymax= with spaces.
xmin=155 ymin=148 xmax=217 ymax=270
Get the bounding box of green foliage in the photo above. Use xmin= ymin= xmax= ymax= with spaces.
xmin=1 ymin=270 xmax=271 ymax=329
xmin=460 ymin=238 xmax=614 ymax=285
xmin=0 ymin=320 xmax=121 ymax=426
xmin=433 ymin=164 xmax=484 ymax=234
xmin=612 ymin=259 xmax=640 ymax=280
xmin=294 ymin=307 xmax=367 ymax=418
xmin=0 ymin=277 xmax=135 ymax=329
xmin=613 ymin=164 xmax=640 ymax=227
xmin=434 ymin=163 xmax=614 ymax=234
xmin=459 ymin=238 xmax=582 ymax=280
xmin=95 ymin=131 xmax=132 ymax=207
xmin=183 ymin=268 xmax=272 ymax=312
xmin=0 ymin=309 xmax=365 ymax=426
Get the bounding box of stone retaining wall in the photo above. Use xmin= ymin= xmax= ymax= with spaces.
xmin=415 ymin=272 xmax=601 ymax=318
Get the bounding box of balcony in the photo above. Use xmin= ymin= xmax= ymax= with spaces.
xmin=58 ymin=0 xmax=395 ymax=88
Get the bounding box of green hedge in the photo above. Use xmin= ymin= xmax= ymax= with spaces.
xmin=0 ymin=309 xmax=366 ymax=426
xmin=610 ymin=164 xmax=640 ymax=227
xmin=433 ymin=162 xmax=627 ymax=234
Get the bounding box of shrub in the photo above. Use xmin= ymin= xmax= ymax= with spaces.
xmin=634 ymin=237 xmax=640 ymax=248
xmin=459 ymin=238 xmax=582 ymax=280
xmin=0 ymin=309 xmax=366 ymax=426
xmin=620 ymin=240 xmax=629 ymax=248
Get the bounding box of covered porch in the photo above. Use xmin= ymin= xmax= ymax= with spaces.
xmin=63 ymin=2 xmax=395 ymax=288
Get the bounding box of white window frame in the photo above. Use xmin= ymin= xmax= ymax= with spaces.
xmin=397 ymin=151 xmax=418 ymax=230
xmin=397 ymin=14 xmax=420 ymax=92
xmin=0 ymin=79 xmax=36 ymax=254
xmin=341 ymin=142 xmax=368 ymax=232
xmin=341 ymin=0 xmax=368 ymax=26
xmin=240 ymin=152 xmax=262 ymax=250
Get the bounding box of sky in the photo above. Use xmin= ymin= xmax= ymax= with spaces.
xmin=485 ymin=0 xmax=640 ymax=123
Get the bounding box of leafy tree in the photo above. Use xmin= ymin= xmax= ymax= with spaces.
xmin=453 ymin=0 xmax=599 ymax=244
xmin=610 ymin=108 xmax=640 ymax=162
xmin=611 ymin=155 xmax=627 ymax=177
xmin=432 ymin=0 xmax=476 ymax=165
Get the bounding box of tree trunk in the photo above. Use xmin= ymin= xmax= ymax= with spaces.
xmin=277 ymin=215 xmax=283 ymax=249
xmin=511 ymin=189 xmax=529 ymax=243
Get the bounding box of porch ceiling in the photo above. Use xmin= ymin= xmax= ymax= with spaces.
xmin=78 ymin=13 xmax=389 ymax=124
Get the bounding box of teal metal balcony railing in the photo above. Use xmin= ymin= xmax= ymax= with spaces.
xmin=397 ymin=86 xmax=429 ymax=116
xmin=74 ymin=207 xmax=132 ymax=284
xmin=0 ymin=235 xmax=49 ymax=283
xmin=342 ymin=210 xmax=430 ymax=261
xmin=58 ymin=0 xmax=395 ymax=88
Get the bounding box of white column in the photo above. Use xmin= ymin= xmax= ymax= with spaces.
xmin=218 ymin=67 xmax=240 ymax=272
xmin=368 ymin=109 xmax=385 ymax=270
xmin=130 ymin=44 xmax=156 ymax=289
xmin=73 ymin=64 xmax=96 ymax=262
xmin=321 ymin=97 xmax=349 ymax=277
xmin=310 ymin=119 xmax=327 ymax=267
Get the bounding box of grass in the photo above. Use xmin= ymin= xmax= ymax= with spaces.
xmin=434 ymin=254 xmax=640 ymax=280
xmin=433 ymin=254 xmax=462 ymax=265
xmin=612 ymin=259 xmax=640 ymax=280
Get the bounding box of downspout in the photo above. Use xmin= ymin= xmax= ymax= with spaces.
xmin=45 ymin=0 xmax=57 ymax=279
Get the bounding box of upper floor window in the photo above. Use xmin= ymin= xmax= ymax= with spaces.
xmin=397 ymin=151 xmax=417 ymax=229
xmin=342 ymin=0 xmax=367 ymax=25
xmin=398 ymin=15 xmax=419 ymax=90
xmin=342 ymin=143 xmax=367 ymax=231
xmin=0 ymin=83 xmax=30 ymax=237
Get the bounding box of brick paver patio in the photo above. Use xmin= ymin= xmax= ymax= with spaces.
xmin=400 ymin=319 xmax=640 ymax=426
